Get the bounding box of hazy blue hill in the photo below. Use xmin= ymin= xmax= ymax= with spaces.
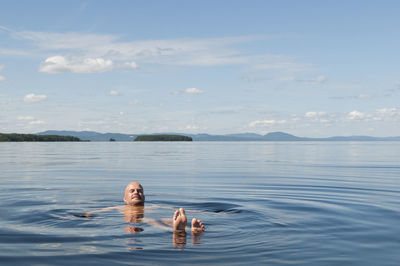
xmin=191 ymin=134 xmax=258 ymax=141
xmin=384 ymin=136 xmax=400 ymax=141
xmin=326 ymin=136 xmax=381 ymax=141
xmin=134 ymin=135 xmax=192 ymax=141
xmin=263 ymin=132 xmax=304 ymax=141
xmin=226 ymin=133 xmax=264 ymax=139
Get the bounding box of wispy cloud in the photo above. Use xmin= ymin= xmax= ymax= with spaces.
xmin=109 ymin=90 xmax=120 ymax=96
xmin=0 ymin=63 xmax=4 ymax=81
xmin=3 ymin=28 xmax=311 ymax=74
xmin=329 ymin=94 xmax=374 ymax=100
xmin=185 ymin=88 xmax=204 ymax=94
xmin=357 ymin=94 xmax=371 ymax=99
xmin=347 ymin=110 xmax=366 ymax=120
xmin=39 ymin=56 xmax=114 ymax=73
xmin=29 ymin=120 xmax=45 ymax=125
xmin=17 ymin=116 xmax=35 ymax=120
xmin=185 ymin=124 xmax=199 ymax=130
xmin=79 ymin=120 xmax=106 ymax=126
xmin=252 ymin=55 xmax=314 ymax=72
xmin=172 ymin=87 xmax=204 ymax=95
xmin=129 ymin=99 xmax=141 ymax=105
xmin=24 ymin=93 xmax=47 ymax=103
xmin=295 ymin=75 xmax=327 ymax=83
xmin=248 ymin=119 xmax=287 ymax=127
xmin=384 ymin=84 xmax=400 ymax=97
xmin=241 ymin=75 xmax=272 ymax=82
xmin=305 ymin=111 xmax=326 ymax=118
xmin=374 ymin=107 xmax=400 ymax=121
xmin=123 ymin=62 xmax=139 ymax=69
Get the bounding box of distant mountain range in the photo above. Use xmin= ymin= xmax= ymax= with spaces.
xmin=38 ymin=130 xmax=400 ymax=142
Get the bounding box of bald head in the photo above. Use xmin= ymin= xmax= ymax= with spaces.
xmin=124 ymin=182 xmax=145 ymax=206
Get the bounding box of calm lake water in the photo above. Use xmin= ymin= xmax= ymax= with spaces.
xmin=0 ymin=142 xmax=400 ymax=265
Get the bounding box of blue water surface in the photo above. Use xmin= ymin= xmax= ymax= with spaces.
xmin=0 ymin=142 xmax=399 ymax=265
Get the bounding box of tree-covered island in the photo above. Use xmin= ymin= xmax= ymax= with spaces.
xmin=134 ymin=134 xmax=192 ymax=141
xmin=0 ymin=133 xmax=81 ymax=142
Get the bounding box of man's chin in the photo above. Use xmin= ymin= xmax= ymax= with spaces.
xmin=129 ymin=199 xmax=144 ymax=205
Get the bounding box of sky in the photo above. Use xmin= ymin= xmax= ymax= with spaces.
xmin=1 ymin=0 xmax=400 ymax=137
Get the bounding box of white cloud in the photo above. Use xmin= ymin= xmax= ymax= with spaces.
xmin=0 ymin=63 xmax=4 ymax=81
xmin=374 ymin=107 xmax=400 ymax=121
xmin=357 ymin=94 xmax=371 ymax=99
xmin=172 ymin=87 xmax=204 ymax=95
xmin=314 ymin=76 xmax=327 ymax=83
xmin=305 ymin=111 xmax=326 ymax=118
xmin=13 ymin=31 xmax=118 ymax=51
xmin=17 ymin=116 xmax=35 ymax=120
xmin=109 ymin=90 xmax=119 ymax=96
xmin=171 ymin=90 xmax=182 ymax=95
xmin=14 ymin=30 xmax=262 ymax=62
xmin=186 ymin=124 xmax=199 ymax=130
xmin=347 ymin=110 xmax=365 ymax=120
xmin=7 ymin=29 xmax=312 ymax=72
xmin=376 ymin=107 xmax=397 ymax=116
xmin=249 ymin=119 xmax=286 ymax=127
xmin=80 ymin=120 xmax=106 ymax=125
xmin=29 ymin=120 xmax=45 ymax=125
xmin=185 ymin=88 xmax=204 ymax=94
xmin=130 ymin=99 xmax=141 ymax=105
xmin=24 ymin=93 xmax=47 ymax=103
xmin=39 ymin=56 xmax=114 ymax=73
xmin=305 ymin=112 xmax=315 ymax=118
xmin=123 ymin=62 xmax=139 ymax=69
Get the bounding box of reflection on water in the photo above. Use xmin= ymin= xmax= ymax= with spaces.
xmin=172 ymin=231 xmax=187 ymax=249
xmin=123 ymin=205 xmax=145 ymax=224
xmin=0 ymin=142 xmax=400 ymax=265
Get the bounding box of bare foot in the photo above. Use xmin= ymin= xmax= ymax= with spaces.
xmin=173 ymin=208 xmax=187 ymax=231
xmin=191 ymin=218 xmax=205 ymax=234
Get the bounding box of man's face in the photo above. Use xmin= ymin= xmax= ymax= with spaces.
xmin=124 ymin=182 xmax=145 ymax=206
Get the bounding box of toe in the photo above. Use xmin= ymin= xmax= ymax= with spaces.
xmin=173 ymin=210 xmax=179 ymax=221
xmin=198 ymin=220 xmax=205 ymax=230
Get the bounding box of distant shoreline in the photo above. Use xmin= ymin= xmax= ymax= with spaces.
xmin=32 ymin=130 xmax=400 ymax=142
xmin=0 ymin=133 xmax=81 ymax=142
xmin=1 ymin=131 xmax=399 ymax=142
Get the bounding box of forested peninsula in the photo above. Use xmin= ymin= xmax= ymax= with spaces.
xmin=0 ymin=133 xmax=81 ymax=142
xmin=134 ymin=134 xmax=192 ymax=141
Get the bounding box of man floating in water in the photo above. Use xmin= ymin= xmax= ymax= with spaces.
xmin=84 ymin=182 xmax=205 ymax=235
xmin=123 ymin=182 xmax=205 ymax=233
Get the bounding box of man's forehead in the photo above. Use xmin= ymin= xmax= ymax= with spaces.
xmin=126 ymin=183 xmax=143 ymax=190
